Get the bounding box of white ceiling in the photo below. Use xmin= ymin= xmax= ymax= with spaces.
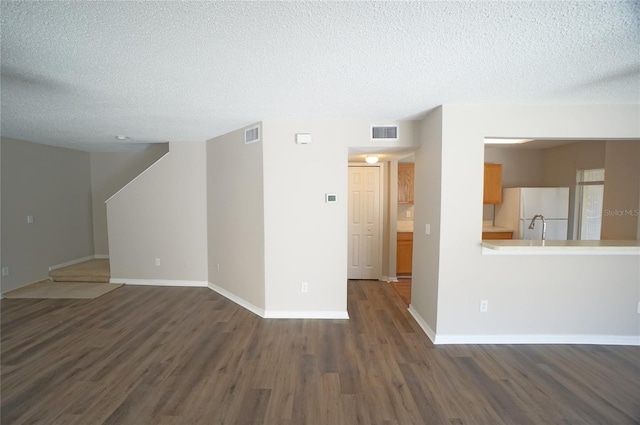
xmin=1 ymin=1 xmax=638 ymax=152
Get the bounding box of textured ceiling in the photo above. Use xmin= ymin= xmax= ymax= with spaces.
xmin=1 ymin=1 xmax=639 ymax=152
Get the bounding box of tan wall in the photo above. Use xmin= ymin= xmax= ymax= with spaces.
xmin=206 ymin=125 xmax=266 ymax=311
xmin=483 ymin=146 xmax=545 ymax=220
xmin=90 ymin=144 xmax=168 ymax=255
xmin=262 ymin=120 xmax=418 ymax=316
xmin=412 ymin=104 xmax=640 ymax=341
xmin=601 ymin=141 xmax=640 ymax=240
xmin=1 ymin=137 xmax=94 ymax=292
xmin=411 ymin=107 xmax=443 ymax=336
xmin=106 ymin=142 xmax=208 ymax=282
xmin=485 ymin=146 xmax=544 ymax=188
xmin=542 ymin=141 xmax=606 ymax=239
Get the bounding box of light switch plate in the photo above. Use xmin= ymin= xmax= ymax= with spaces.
xmin=425 ymin=224 xmax=431 ymax=235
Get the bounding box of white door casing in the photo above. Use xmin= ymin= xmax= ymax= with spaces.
xmin=348 ymin=166 xmax=381 ymax=279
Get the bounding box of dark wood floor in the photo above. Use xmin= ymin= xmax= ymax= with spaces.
xmin=2 ymin=281 xmax=639 ymax=425
xmin=391 ymin=278 xmax=411 ymax=305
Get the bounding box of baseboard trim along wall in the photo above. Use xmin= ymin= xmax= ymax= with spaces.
xmin=408 ymin=305 xmax=436 ymax=343
xmin=112 ymin=278 xmax=208 ymax=287
xmin=263 ymin=310 xmax=349 ymax=319
xmin=434 ymin=334 xmax=640 ymax=346
xmin=408 ymin=304 xmax=639 ymax=346
xmin=49 ymin=255 xmax=108 ymax=271
xmin=207 ymin=282 xmax=266 ymax=318
xmin=380 ymin=276 xmax=399 ymax=283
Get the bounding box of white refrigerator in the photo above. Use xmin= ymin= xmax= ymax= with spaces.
xmin=494 ymin=187 xmax=570 ymax=240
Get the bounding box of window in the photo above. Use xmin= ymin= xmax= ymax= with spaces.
xmin=576 ymin=168 xmax=605 ymax=240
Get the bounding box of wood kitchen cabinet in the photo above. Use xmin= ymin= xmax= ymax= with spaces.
xmin=396 ymin=232 xmax=413 ymax=276
xmin=482 ymin=231 xmax=513 ymax=240
xmin=398 ymin=163 xmax=414 ymax=204
xmin=483 ymin=163 xmax=503 ymax=204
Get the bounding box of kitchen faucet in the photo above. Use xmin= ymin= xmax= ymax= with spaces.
xmin=528 ymin=214 xmax=547 ymax=240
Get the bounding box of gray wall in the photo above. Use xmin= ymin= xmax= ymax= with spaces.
xmin=207 ymin=125 xmax=266 ymax=312
xmin=411 ymin=104 xmax=640 ymax=342
xmin=1 ymin=137 xmax=94 ymax=292
xmin=601 ymin=141 xmax=640 ymax=240
xmin=106 ymin=142 xmax=208 ymax=282
xmin=90 ymin=144 xmax=168 ymax=255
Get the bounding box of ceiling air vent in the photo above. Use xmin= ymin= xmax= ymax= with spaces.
xmin=245 ymin=125 xmax=260 ymax=144
xmin=371 ymin=125 xmax=398 ymax=141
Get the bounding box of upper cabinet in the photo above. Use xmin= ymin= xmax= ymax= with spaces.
xmin=398 ymin=163 xmax=415 ymax=204
xmin=483 ymin=163 xmax=503 ymax=204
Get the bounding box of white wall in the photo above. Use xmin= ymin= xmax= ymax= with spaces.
xmin=1 ymin=137 xmax=94 ymax=292
xmin=602 ymin=140 xmax=640 ymax=240
xmin=262 ymin=120 xmax=417 ymax=317
xmin=90 ymin=144 xmax=169 ymax=255
xmin=207 ymin=125 xmax=266 ymax=312
xmin=412 ymin=105 xmax=640 ymax=343
xmin=106 ymin=142 xmax=208 ymax=283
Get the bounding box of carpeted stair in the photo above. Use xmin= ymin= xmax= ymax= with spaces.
xmin=48 ymin=259 xmax=110 ymax=283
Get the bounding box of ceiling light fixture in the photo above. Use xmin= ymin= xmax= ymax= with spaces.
xmin=365 ymin=155 xmax=379 ymax=164
xmin=484 ymin=138 xmax=533 ymax=145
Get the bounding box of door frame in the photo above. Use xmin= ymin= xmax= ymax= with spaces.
xmin=347 ymin=162 xmax=385 ymax=280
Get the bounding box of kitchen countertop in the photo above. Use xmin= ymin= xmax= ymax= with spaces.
xmin=397 ymin=221 xmax=413 ymax=233
xmin=482 ymin=239 xmax=640 ymax=255
xmin=482 ymin=225 xmax=513 ymax=233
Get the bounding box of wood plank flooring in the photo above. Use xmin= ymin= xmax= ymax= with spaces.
xmin=391 ymin=278 xmax=411 ymax=305
xmin=2 ymin=280 xmax=639 ymax=425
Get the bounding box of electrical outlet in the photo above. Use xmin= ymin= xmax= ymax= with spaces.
xmin=1 ymin=267 xmax=9 ymax=277
xmin=27 ymin=215 xmax=34 ymax=224
xmin=216 ymin=264 xmax=220 ymax=272
xmin=425 ymin=224 xmax=431 ymax=235
xmin=405 ymin=210 xmax=411 ymax=218
xmin=301 ymin=282 xmax=308 ymax=293
xmin=480 ymin=300 xmax=489 ymax=313
xmin=155 ymin=258 xmax=161 ymax=266
xmin=637 ymin=301 xmax=640 ymax=314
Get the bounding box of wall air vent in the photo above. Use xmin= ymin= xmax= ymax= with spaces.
xmin=371 ymin=125 xmax=398 ymax=141
xmin=245 ymin=125 xmax=261 ymax=144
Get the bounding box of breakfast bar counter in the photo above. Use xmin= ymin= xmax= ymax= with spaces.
xmin=482 ymin=240 xmax=640 ymax=255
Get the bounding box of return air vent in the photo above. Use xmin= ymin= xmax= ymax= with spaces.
xmin=245 ymin=125 xmax=260 ymax=144
xmin=371 ymin=125 xmax=398 ymax=141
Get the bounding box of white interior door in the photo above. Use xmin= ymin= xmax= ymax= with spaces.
xmin=348 ymin=166 xmax=381 ymax=279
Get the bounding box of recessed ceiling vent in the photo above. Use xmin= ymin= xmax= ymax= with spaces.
xmin=245 ymin=125 xmax=260 ymax=144
xmin=371 ymin=125 xmax=398 ymax=141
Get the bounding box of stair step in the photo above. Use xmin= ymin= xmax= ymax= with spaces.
xmin=49 ymin=259 xmax=110 ymax=283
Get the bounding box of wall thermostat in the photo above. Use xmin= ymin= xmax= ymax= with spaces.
xmin=296 ymin=133 xmax=312 ymax=144
xmin=325 ymin=193 xmax=337 ymax=203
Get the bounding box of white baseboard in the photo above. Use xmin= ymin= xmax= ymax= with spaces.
xmin=408 ymin=305 xmax=436 ymax=343
xmin=49 ymin=255 xmax=108 ymax=271
xmin=434 ymin=334 xmax=640 ymax=346
xmin=111 ymin=278 xmax=208 ymax=287
xmin=380 ymin=276 xmax=399 ymax=283
xmin=406 ymin=305 xmax=639 ymax=346
xmin=207 ymin=282 xmax=265 ymax=318
xmin=94 ymin=254 xmax=109 ymax=259
xmin=263 ymin=310 xmax=349 ymax=319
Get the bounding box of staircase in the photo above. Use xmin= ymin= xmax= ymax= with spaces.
xmin=49 ymin=259 xmax=110 ymax=283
